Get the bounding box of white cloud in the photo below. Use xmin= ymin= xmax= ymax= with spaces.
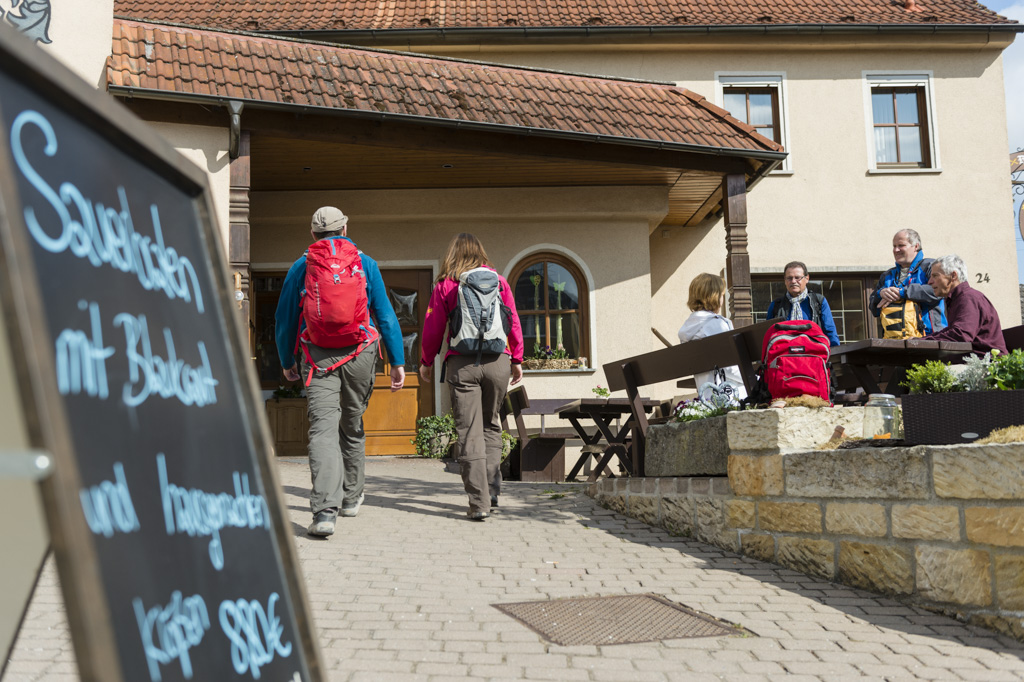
xmin=1001 ymin=3 xmax=1024 ymax=152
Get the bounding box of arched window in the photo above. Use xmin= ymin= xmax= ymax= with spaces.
xmin=509 ymin=252 xmax=589 ymax=361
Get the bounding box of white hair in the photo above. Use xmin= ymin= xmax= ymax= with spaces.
xmin=895 ymin=229 xmax=922 ymax=249
xmin=932 ymin=254 xmax=967 ymax=283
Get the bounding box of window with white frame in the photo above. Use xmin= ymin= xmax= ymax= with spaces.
xmin=865 ymin=73 xmax=938 ymax=171
xmin=717 ymin=74 xmax=790 ymax=171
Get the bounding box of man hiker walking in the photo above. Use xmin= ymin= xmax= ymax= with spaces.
xmin=276 ymin=206 xmax=405 ymax=537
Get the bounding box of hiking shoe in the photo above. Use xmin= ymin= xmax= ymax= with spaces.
xmin=340 ymin=494 xmax=365 ymax=518
xmin=490 ymin=495 xmax=498 ymax=508
xmin=307 ymin=509 xmax=337 ymax=536
xmin=467 ymin=510 xmax=489 ymax=521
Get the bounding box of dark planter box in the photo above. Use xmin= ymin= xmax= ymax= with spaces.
xmin=902 ymin=390 xmax=1024 ymax=445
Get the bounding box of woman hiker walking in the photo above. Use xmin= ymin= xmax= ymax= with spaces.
xmin=419 ymin=233 xmax=524 ymax=520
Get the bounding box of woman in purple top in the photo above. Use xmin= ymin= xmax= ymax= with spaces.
xmin=925 ymin=254 xmax=1007 ymax=355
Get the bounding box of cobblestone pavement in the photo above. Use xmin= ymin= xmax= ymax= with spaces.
xmin=7 ymin=456 xmax=1024 ymax=681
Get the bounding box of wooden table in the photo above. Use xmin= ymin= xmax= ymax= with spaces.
xmin=830 ymin=338 xmax=974 ymax=397
xmin=557 ymin=398 xmax=670 ymax=482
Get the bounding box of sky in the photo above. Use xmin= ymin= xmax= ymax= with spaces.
xmin=988 ymin=1 xmax=1024 ymax=281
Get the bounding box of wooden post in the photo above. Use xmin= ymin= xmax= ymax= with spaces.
xmin=723 ymin=173 xmax=753 ymax=327
xmin=229 ymin=130 xmax=252 ymax=348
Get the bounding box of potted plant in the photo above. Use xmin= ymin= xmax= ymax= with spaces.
xmin=412 ymin=412 xmax=459 ymax=470
xmin=522 ymin=343 xmax=580 ymax=370
xmin=901 ymin=351 xmax=1024 ymax=444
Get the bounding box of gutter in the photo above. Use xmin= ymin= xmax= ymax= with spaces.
xmin=107 ymin=85 xmax=788 ymax=166
xmin=268 ymin=23 xmax=1023 ymax=45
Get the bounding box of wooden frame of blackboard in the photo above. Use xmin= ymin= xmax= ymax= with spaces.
xmin=0 ymin=24 xmax=324 ymax=681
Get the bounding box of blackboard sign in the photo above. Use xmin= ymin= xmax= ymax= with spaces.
xmin=0 ymin=27 xmax=323 ymax=682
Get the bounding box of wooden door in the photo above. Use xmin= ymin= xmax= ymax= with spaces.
xmin=363 ymin=268 xmax=435 ymax=455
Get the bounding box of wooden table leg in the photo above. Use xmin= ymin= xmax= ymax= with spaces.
xmin=848 ymin=364 xmax=882 ymax=395
xmin=588 ymin=444 xmax=628 ymax=483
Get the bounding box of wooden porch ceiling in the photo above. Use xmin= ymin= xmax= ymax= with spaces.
xmin=251 ymin=136 xmax=726 ymax=226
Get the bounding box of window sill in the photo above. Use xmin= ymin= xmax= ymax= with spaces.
xmin=522 ymin=368 xmax=597 ymax=375
xmin=867 ymin=167 xmax=942 ymax=175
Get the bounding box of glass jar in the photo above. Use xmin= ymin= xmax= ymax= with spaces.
xmin=862 ymin=393 xmax=903 ymax=439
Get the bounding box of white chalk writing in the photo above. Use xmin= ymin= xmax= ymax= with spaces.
xmin=56 ymin=300 xmax=114 ymax=398
xmin=133 ymin=591 xmax=210 ymax=682
xmin=156 ymin=453 xmax=271 ymax=570
xmin=10 ymin=109 xmax=205 ymax=313
xmin=79 ymin=461 xmax=139 ymax=538
xmin=219 ymin=593 xmax=293 ymax=679
xmin=115 ymin=312 xmax=218 ymax=408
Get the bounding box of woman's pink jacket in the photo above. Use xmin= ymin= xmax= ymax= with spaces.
xmin=420 ymin=266 xmax=525 ymax=368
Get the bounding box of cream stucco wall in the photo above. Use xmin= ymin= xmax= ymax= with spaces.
xmin=14 ymin=0 xmax=114 ymax=88
xmin=147 ymin=123 xmax=232 ymax=251
xmin=417 ymin=43 xmax=1021 ymax=333
xmin=250 ymin=186 xmax=667 ymax=407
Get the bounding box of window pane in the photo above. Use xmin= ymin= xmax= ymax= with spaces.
xmin=521 ymin=314 xmax=544 ymax=356
xmin=898 ymin=126 xmax=923 ymax=164
xmin=389 ymin=287 xmax=418 ymax=326
xmin=895 ymin=91 xmax=920 ymax=124
xmin=872 ymin=91 xmax=895 ymax=125
xmin=748 ymin=93 xmax=774 ymax=126
xmin=402 ymin=332 xmax=419 ymax=372
xmin=874 ymin=127 xmax=898 ymax=164
xmin=550 ymin=312 xmax=581 ymax=357
xmin=547 ymin=263 xmax=579 ymax=310
xmin=514 ymin=263 xmax=545 ymax=312
xmin=759 ymin=127 xmax=775 ymax=142
xmin=724 ymin=92 xmax=747 ymax=122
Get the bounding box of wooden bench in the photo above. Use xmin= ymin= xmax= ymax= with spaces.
xmin=500 ymin=387 xmax=577 ymax=482
xmin=1004 ymin=324 xmax=1024 ymax=352
xmin=602 ymin=319 xmax=774 ymax=477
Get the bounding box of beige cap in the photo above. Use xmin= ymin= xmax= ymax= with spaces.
xmin=311 ymin=206 xmax=349 ymax=232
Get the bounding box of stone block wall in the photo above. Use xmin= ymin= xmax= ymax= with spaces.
xmin=588 ymin=443 xmax=1024 ymax=640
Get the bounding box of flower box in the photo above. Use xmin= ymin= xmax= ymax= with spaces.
xmin=902 ymin=390 xmax=1024 ymax=445
xmin=522 ymin=358 xmax=579 ymax=371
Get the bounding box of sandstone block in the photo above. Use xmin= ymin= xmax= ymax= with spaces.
xmin=726 ymin=500 xmax=755 ymax=529
xmin=916 ymin=546 xmax=992 ymax=606
xmin=604 ymin=494 xmax=627 ymax=516
xmin=785 ymin=448 xmax=929 ymax=498
xmin=969 ymin=613 xmax=1024 ymax=641
xmin=695 ymin=498 xmax=725 ymax=544
xmin=838 ymin=541 xmax=913 ymax=595
xmin=727 ymin=455 xmax=783 ymax=497
xmin=741 ymin=533 xmax=775 ymax=562
xmin=777 ymin=537 xmax=835 ymax=579
xmin=825 ymin=502 xmax=887 ymax=537
xmin=966 ymin=507 xmax=1024 ymax=547
xmin=892 ymin=504 xmax=960 ymax=541
xmin=995 ymin=554 xmax=1024 ymax=610
xmin=726 ymin=406 xmax=864 ymax=453
xmin=646 ymin=417 xmax=729 ymax=476
xmin=759 ymin=501 xmax=822 ymax=533
xmin=933 ymin=444 xmax=1024 ymax=500
xmin=660 ymin=496 xmax=694 ymax=537
xmin=629 ymin=495 xmax=659 ymax=526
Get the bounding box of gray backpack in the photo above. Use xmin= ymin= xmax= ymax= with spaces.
xmin=449 ymin=267 xmax=512 ymax=365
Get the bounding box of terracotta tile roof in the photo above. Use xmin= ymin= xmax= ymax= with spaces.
xmin=108 ymin=20 xmax=784 ymax=155
xmin=113 ymin=0 xmax=1018 ymax=32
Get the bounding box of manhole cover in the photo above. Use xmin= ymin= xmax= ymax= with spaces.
xmin=492 ymin=594 xmax=743 ymax=646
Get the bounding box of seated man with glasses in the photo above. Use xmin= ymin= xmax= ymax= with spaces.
xmin=765 ymin=261 xmax=841 ymax=347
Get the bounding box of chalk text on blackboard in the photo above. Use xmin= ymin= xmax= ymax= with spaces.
xmin=133 ymin=590 xmax=210 ymax=682
xmin=219 ymin=592 xmax=294 ymax=679
xmin=10 ymin=110 xmax=205 ymax=313
xmin=56 ymin=299 xmax=115 ymax=398
xmin=115 ymin=312 xmax=219 ymax=408
xmin=79 ymin=461 xmax=139 ymax=538
xmin=156 ymin=454 xmax=272 ymax=570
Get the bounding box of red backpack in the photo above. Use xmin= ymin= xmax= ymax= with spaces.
xmin=296 ymin=238 xmax=378 ymax=385
xmin=760 ymin=320 xmax=832 ymax=404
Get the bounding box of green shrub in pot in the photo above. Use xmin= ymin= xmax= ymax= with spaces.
xmin=902 ymin=360 xmax=961 ymax=395
xmin=989 ymin=349 xmax=1024 ymax=391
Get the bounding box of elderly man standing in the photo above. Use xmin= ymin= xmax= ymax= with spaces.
xmin=766 ymin=261 xmax=841 ymax=346
xmin=869 ymin=229 xmax=946 ymax=338
xmin=925 ymin=254 xmax=1007 ymax=355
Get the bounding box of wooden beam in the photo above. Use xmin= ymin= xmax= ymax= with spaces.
xmin=723 ymin=173 xmax=753 ymax=328
xmin=229 ymin=130 xmax=253 ymax=349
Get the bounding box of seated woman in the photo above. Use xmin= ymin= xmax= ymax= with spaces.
xmin=677 ymin=273 xmax=747 ymax=401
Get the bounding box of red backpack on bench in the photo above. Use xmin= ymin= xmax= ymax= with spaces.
xmin=760 ymin=320 xmax=833 ymax=404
